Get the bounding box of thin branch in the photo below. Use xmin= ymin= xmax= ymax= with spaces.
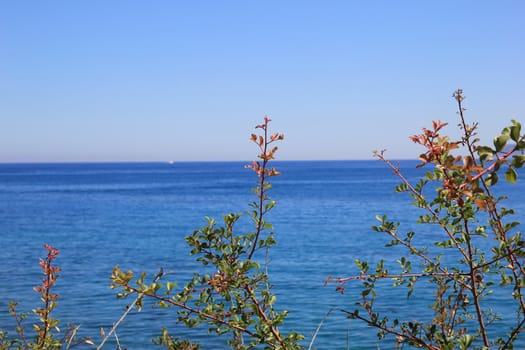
xmin=375 ymin=152 xmax=470 ymax=263
xmin=9 ymin=303 xmax=29 ymax=348
xmin=327 ymin=272 xmax=467 ymax=284
xmin=248 ymin=121 xmax=269 ymax=260
xmin=308 ymin=307 xmax=336 ymax=350
xmin=470 ymin=146 xmax=519 ymax=182
xmin=97 ymin=270 xmax=165 ymax=350
xmin=341 ymin=310 xmax=439 ymax=350
xmin=501 ymin=316 xmax=525 ymax=349
xmin=462 ymin=212 xmax=489 ymax=347
xmin=246 ymin=285 xmax=283 ymax=344
xmin=117 ymin=283 xmax=261 ymax=340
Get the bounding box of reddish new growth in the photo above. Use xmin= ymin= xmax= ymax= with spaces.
xmin=245 ymin=117 xmax=284 ymax=260
xmin=34 ymin=244 xmax=61 ymax=295
xmin=409 ymin=120 xmax=459 ymax=167
xmin=34 ymin=244 xmax=61 ymax=347
xmin=408 ymin=119 xmax=487 ymax=207
xmin=245 ymin=116 xmax=284 ymax=179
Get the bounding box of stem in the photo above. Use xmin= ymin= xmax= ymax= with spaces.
xmin=97 ymin=270 xmax=165 ymax=350
xmin=446 ymin=285 xmax=466 ymax=337
xmin=382 ymin=225 xmax=473 ymax=291
xmin=456 ymin=91 xmax=525 ymax=342
xmin=376 ymin=153 xmax=470 ymax=263
xmin=470 ymin=147 xmax=519 ymax=182
xmin=39 ymin=259 xmax=52 ymax=348
xmin=246 ymin=285 xmax=283 ymax=345
xmin=117 ymin=283 xmax=262 ymax=342
xmin=248 ymin=123 xmax=269 ymax=260
xmin=96 ymin=292 xmax=141 ymax=350
xmin=502 ymin=316 xmax=525 ymax=349
xmin=9 ymin=302 xmax=29 ymax=348
xmin=455 ymin=92 xmax=490 ymax=346
xmin=328 ymin=272 xmax=467 ymax=284
xmin=341 ymin=310 xmax=440 ymax=350
xmin=456 ymin=91 xmax=478 ymax=163
xmin=308 ymin=307 xmax=336 ymax=350
xmin=462 ymin=217 xmax=489 ymax=346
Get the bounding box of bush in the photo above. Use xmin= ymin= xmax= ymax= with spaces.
xmin=328 ymin=89 xmax=525 ymax=349
xmin=0 ymin=245 xmax=93 ymax=349
xmin=3 ymin=90 xmax=524 ymax=349
xmin=109 ymin=117 xmax=304 ymax=349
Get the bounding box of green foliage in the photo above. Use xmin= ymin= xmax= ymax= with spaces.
xmin=4 ymin=91 xmax=524 ymax=349
xmin=328 ymin=89 xmax=525 ymax=349
xmin=0 ymin=118 xmax=301 ymax=349
xmin=110 ymin=117 xmax=304 ymax=349
xmin=151 ymin=328 xmax=200 ymax=349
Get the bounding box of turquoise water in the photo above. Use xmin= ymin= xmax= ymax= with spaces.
xmin=1 ymin=161 xmax=524 ymax=349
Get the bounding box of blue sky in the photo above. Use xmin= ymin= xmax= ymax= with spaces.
xmin=1 ymin=1 xmax=524 ymax=162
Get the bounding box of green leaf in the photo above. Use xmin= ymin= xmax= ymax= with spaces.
xmin=510 ymin=122 xmax=522 ymax=142
xmin=458 ymin=334 xmax=475 ymax=350
xmin=395 ymin=183 xmax=409 ymax=192
xmin=505 ymin=167 xmax=518 ymax=184
xmin=485 ymin=172 xmax=498 ymax=186
xmin=512 ymin=154 xmax=525 ymax=168
xmin=494 ymin=134 xmax=510 ymax=152
xmin=476 ymin=146 xmax=495 ymax=162
xmin=166 ymin=282 xmax=177 ymax=293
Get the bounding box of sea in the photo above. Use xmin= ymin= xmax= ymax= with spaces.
xmin=1 ymin=160 xmax=524 ymax=349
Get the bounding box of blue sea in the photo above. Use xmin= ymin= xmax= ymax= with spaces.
xmin=1 ymin=161 xmax=524 ymax=349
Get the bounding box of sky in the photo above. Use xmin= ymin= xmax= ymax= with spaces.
xmin=1 ymin=1 xmax=524 ymax=162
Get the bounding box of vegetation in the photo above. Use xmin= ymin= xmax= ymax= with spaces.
xmin=110 ymin=117 xmax=304 ymax=349
xmin=0 ymin=245 xmax=93 ymax=349
xmin=1 ymin=117 xmax=303 ymax=350
xmin=1 ymin=90 xmax=524 ymax=349
xmin=328 ymin=89 xmax=525 ymax=349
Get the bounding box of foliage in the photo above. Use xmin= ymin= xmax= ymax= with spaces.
xmin=3 ymin=91 xmax=524 ymax=349
xmin=0 ymin=245 xmax=93 ymax=350
xmin=109 ymin=117 xmax=304 ymax=349
xmin=327 ymin=89 xmax=525 ymax=349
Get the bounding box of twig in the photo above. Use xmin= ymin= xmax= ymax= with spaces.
xmin=96 ymin=292 xmax=140 ymax=350
xmin=308 ymin=307 xmax=336 ymax=350
xmin=97 ymin=268 xmax=164 ymax=350
xmin=248 ymin=119 xmax=270 ymax=260
xmin=341 ymin=310 xmax=439 ymax=350
xmin=64 ymin=325 xmax=79 ymax=349
xmin=114 ymin=330 xmax=122 ymax=350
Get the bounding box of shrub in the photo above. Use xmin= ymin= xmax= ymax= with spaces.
xmin=328 ymin=89 xmax=525 ymax=349
xmin=109 ymin=117 xmax=304 ymax=349
xmin=0 ymin=245 xmax=93 ymax=350
xmin=4 ymin=90 xmax=524 ymax=349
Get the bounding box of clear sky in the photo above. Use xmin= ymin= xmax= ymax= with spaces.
xmin=1 ymin=1 xmax=524 ymax=162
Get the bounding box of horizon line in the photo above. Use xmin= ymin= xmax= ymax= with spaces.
xmin=0 ymin=158 xmax=420 ymax=165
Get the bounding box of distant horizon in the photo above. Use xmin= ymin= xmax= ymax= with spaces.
xmin=0 ymin=157 xmax=421 ymax=165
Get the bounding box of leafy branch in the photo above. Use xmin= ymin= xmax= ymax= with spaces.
xmin=0 ymin=245 xmax=93 ymax=350
xmin=328 ymin=90 xmax=525 ymax=349
xmin=109 ymin=117 xmax=303 ymax=349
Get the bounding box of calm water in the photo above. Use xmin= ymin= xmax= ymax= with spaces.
xmin=1 ymin=161 xmax=524 ymax=349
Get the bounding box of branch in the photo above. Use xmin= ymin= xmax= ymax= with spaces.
xmin=341 ymin=310 xmax=440 ymax=350
xmin=327 ymin=272 xmax=466 ymax=284
xmin=116 ymin=283 xmax=262 ymax=341
xmin=97 ymin=270 xmax=165 ymax=350
xmin=470 ymin=146 xmax=518 ymax=182
xmin=248 ymin=119 xmax=270 ymax=260
xmin=375 ymin=152 xmax=471 ymax=263
xmin=246 ymin=285 xmax=283 ymax=344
